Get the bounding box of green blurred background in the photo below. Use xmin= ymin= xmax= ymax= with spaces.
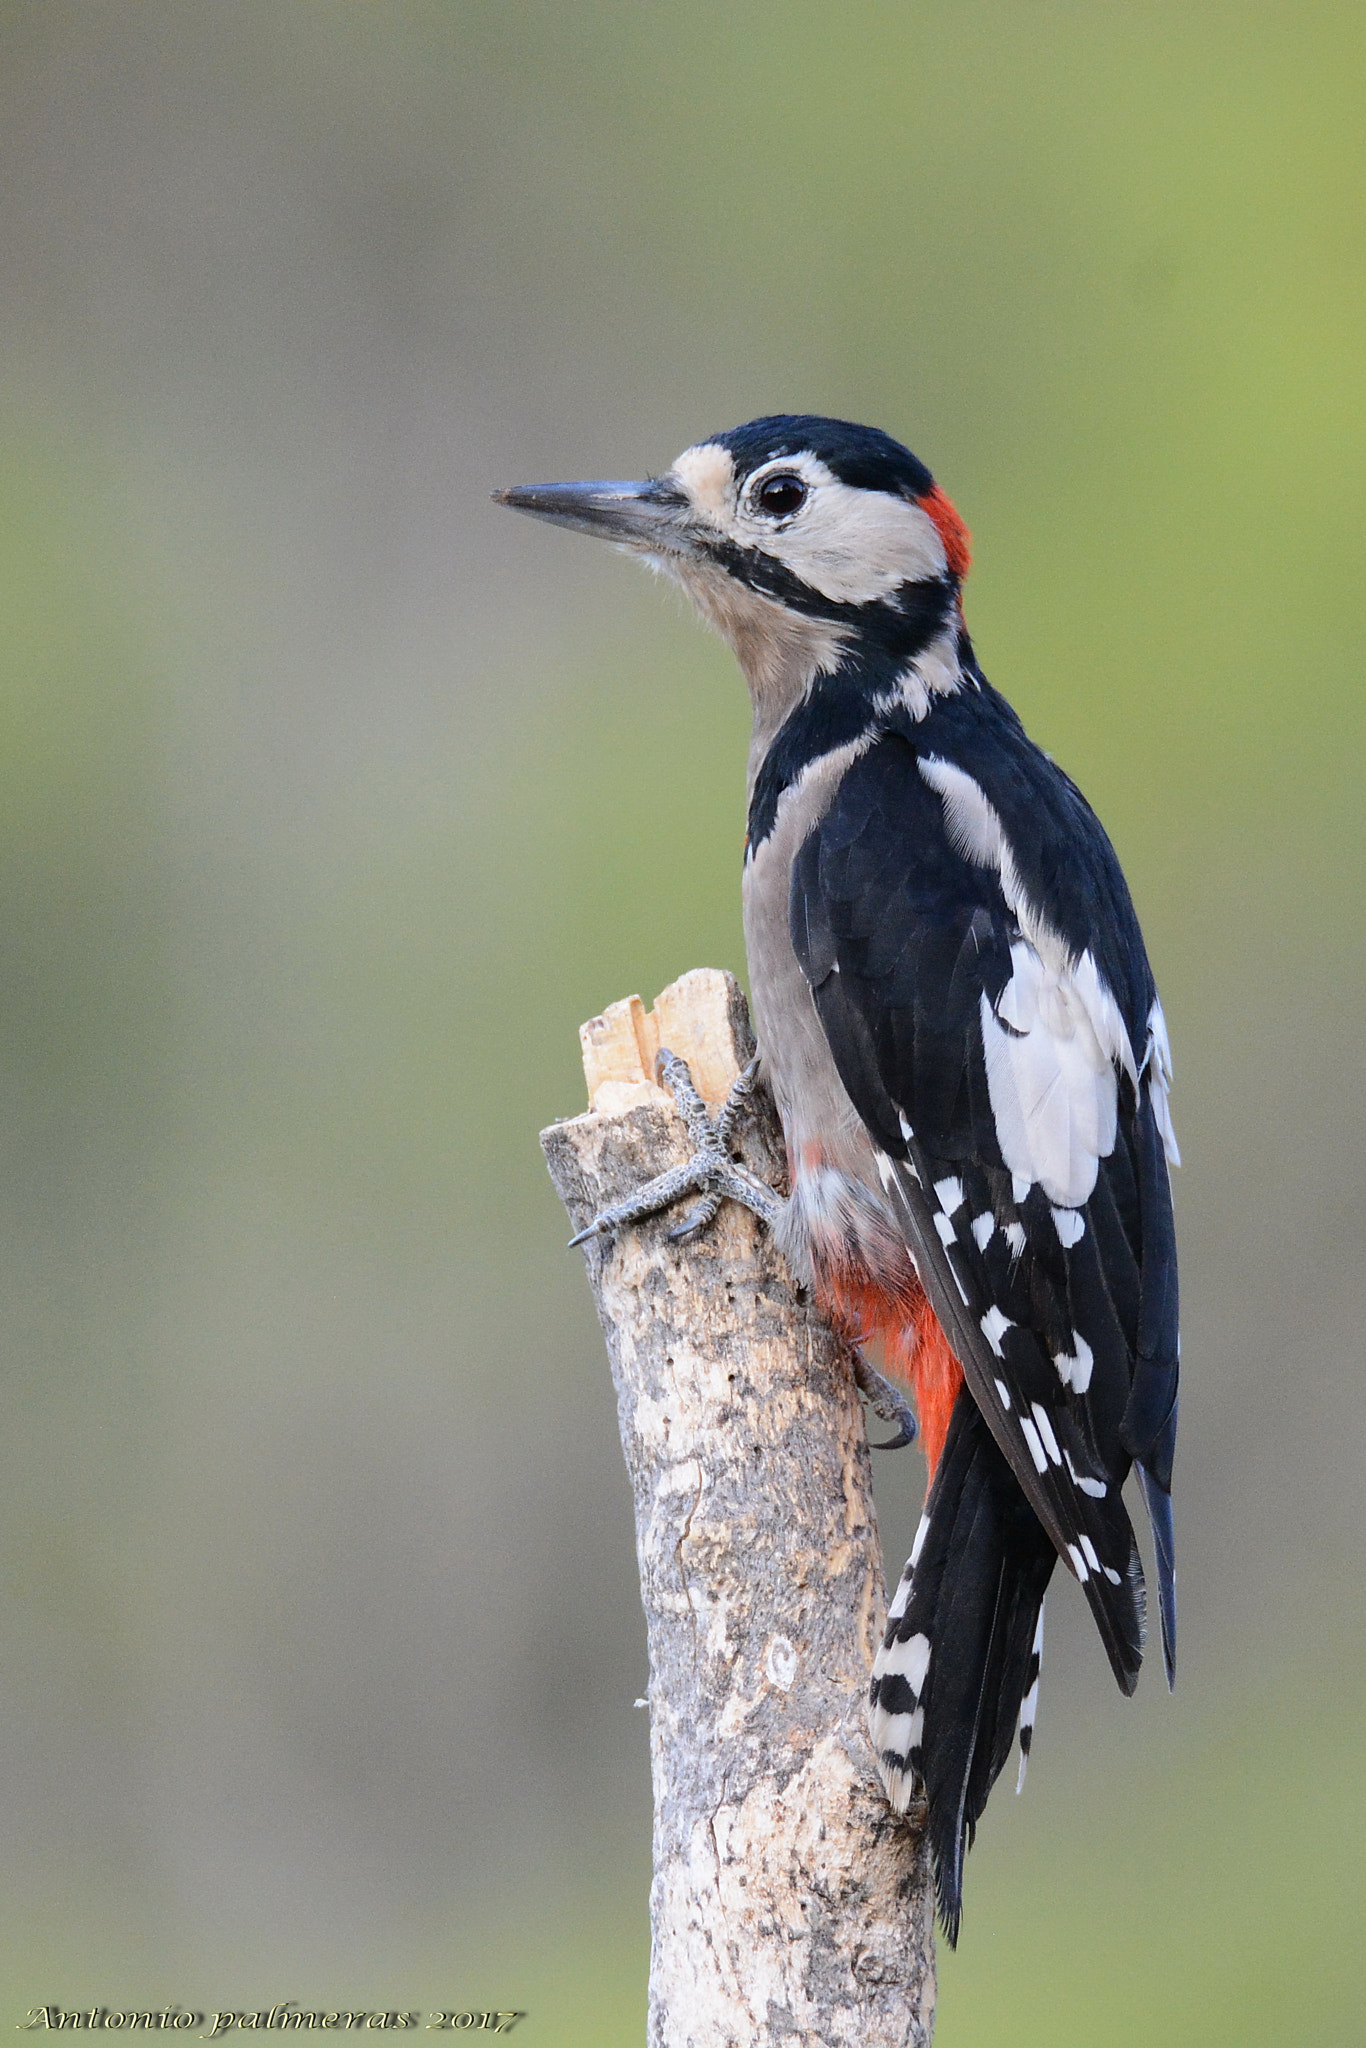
xmin=0 ymin=1 xmax=1361 ymax=2038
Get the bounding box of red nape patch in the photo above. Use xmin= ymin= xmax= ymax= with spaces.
xmin=917 ymin=484 xmax=972 ymax=582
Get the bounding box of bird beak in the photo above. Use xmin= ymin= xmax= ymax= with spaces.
xmin=492 ymin=476 xmax=692 ymax=552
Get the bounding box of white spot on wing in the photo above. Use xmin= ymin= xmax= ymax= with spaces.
xmin=971 ymin=1211 xmax=995 ymax=1251
xmin=934 ymin=1176 xmax=965 ymax=1214
xmin=1052 ymin=1205 xmax=1085 ymax=1248
xmin=1065 ymin=1450 xmax=1107 ymax=1498
xmin=909 ymin=1511 xmax=932 ymax=1568
xmin=1053 ymin=1333 xmax=1095 ymax=1395
xmin=980 ymin=1305 xmax=1013 ymax=1356
xmin=993 ymin=1377 xmax=1012 ymax=1410
xmin=1030 ymin=1403 xmax=1062 ymax=1465
xmin=1079 ymin=1535 xmax=1101 ymax=1574
xmin=1020 ymin=1416 xmax=1048 ymax=1473
xmin=1066 ymin=1541 xmax=1090 ymax=1582
xmin=1003 ymin=1221 xmax=1026 ymax=1258
xmin=895 ymin=1117 xmax=922 ymax=1182
xmin=934 ymin=1211 xmax=957 ymax=1249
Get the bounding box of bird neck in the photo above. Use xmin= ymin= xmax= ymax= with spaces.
xmin=743 ymin=614 xmax=974 ymax=857
xmin=731 ymin=578 xmax=962 ymax=797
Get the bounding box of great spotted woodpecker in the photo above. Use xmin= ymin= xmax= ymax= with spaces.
xmin=497 ymin=417 xmax=1179 ymax=1940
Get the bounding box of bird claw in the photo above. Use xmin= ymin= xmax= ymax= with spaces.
xmin=850 ymin=1348 xmax=919 ymax=1450
xmin=568 ymin=1053 xmax=782 ymax=1248
xmin=667 ymin=1191 xmax=724 ymax=1241
xmin=869 ymin=1418 xmax=919 ymax=1452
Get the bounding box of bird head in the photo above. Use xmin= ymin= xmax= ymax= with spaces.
xmin=496 ymin=416 xmax=970 ymax=677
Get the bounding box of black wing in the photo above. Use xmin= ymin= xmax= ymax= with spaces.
xmin=790 ymin=719 xmax=1179 ymax=1688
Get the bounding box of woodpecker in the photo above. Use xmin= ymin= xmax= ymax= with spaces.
xmin=497 ymin=416 xmax=1179 ymax=1941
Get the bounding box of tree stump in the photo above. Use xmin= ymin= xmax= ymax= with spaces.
xmin=541 ymin=969 xmax=935 ymax=2047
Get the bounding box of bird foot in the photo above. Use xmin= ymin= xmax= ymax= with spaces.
xmin=569 ymin=1051 xmax=785 ymax=1248
xmin=851 ymin=1349 xmax=918 ymax=1450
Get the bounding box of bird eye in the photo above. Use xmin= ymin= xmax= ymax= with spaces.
xmin=753 ymin=472 xmax=807 ymax=519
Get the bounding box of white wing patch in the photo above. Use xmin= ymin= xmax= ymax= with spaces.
xmin=917 ymin=754 xmax=1140 ymax=1210
xmin=979 ymin=947 xmax=1119 ymax=1209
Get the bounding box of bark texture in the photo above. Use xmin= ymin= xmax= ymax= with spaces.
xmin=541 ymin=969 xmax=935 ymax=2047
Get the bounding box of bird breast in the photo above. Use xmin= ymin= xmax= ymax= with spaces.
xmin=743 ymin=741 xmax=913 ymax=1301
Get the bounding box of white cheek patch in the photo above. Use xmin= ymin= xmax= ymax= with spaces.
xmin=759 ymin=466 xmax=949 ymax=605
xmin=672 ymin=445 xmax=951 ymax=606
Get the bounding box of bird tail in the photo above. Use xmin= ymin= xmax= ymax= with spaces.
xmin=869 ymin=1386 xmax=1056 ymax=1944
